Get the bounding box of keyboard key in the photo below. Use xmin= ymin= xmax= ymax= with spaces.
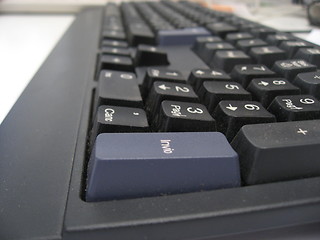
xmin=97 ymin=70 xmax=143 ymax=108
xmin=268 ymin=95 xmax=320 ymax=121
xmin=193 ymin=36 xmax=223 ymax=54
xmin=211 ymin=50 xmax=252 ymax=73
xmin=247 ymin=78 xmax=300 ymax=107
xmin=127 ymin=23 xmax=156 ymax=46
xmin=158 ymin=27 xmax=211 ymax=46
xmin=206 ymin=22 xmax=238 ymax=38
xmin=279 ymin=41 xmax=314 ymax=58
xmin=145 ymin=81 xmax=198 ymax=117
xmin=236 ymin=39 xmax=268 ymax=53
xmin=231 ymin=120 xmax=320 ymax=185
xmin=91 ymin=105 xmax=149 ymax=140
xmin=101 ymin=47 xmax=131 ymax=57
xmin=293 ymin=71 xmax=320 ymax=99
xmin=102 ymin=30 xmax=126 ymax=41
xmin=230 ymin=64 xmax=276 ymax=88
xmin=266 ymin=33 xmax=295 ymax=46
xmin=248 ymin=46 xmax=287 ymax=68
xmin=294 ymin=48 xmax=320 ymax=68
xmin=225 ymin=32 xmax=253 ymax=45
xmin=250 ymin=27 xmax=276 ymax=38
xmin=200 ymin=81 xmax=251 ymax=112
xmin=188 ymin=68 xmax=231 ymax=91
xmin=156 ymin=100 xmax=216 ymax=132
xmin=101 ymin=39 xmax=128 ymax=48
xmin=99 ymin=55 xmax=134 ymax=72
xmin=86 ymin=132 xmax=240 ymax=201
xmin=200 ymin=42 xmax=235 ymax=64
xmin=272 ymin=59 xmax=317 ymax=81
xmin=134 ymin=45 xmax=169 ymax=66
xmin=142 ymin=68 xmax=186 ymax=92
xmin=213 ymin=100 xmax=276 ymax=141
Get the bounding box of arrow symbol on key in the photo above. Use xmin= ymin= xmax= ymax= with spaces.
xmin=166 ymin=72 xmax=178 ymax=77
xmin=226 ymin=104 xmax=238 ymax=111
xmin=258 ymin=81 xmax=269 ymax=86
xmin=158 ymin=84 xmax=171 ymax=90
xmin=211 ymin=70 xmax=222 ymax=76
xmin=195 ymin=70 xmax=205 ymax=75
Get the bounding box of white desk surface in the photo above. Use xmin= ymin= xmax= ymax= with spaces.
xmin=0 ymin=2 xmax=319 ymax=124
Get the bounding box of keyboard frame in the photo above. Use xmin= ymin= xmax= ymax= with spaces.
xmin=0 ymin=7 xmax=320 ymax=240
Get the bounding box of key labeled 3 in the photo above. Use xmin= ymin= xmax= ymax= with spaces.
xmin=156 ymin=100 xmax=216 ymax=132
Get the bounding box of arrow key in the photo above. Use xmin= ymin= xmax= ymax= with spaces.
xmin=230 ymin=64 xmax=276 ymax=88
xmin=188 ymin=68 xmax=231 ymax=92
xmin=199 ymin=81 xmax=251 ymax=112
xmin=213 ymin=100 xmax=275 ymax=141
xmin=142 ymin=68 xmax=186 ymax=95
xmin=247 ymin=78 xmax=300 ymax=107
xmin=145 ymin=81 xmax=199 ymax=119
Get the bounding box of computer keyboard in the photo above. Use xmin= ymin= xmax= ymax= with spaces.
xmin=1 ymin=1 xmax=320 ymax=239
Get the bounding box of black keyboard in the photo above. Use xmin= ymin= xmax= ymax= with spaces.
xmin=1 ymin=1 xmax=320 ymax=239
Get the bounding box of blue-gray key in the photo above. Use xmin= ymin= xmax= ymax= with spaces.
xmin=158 ymin=27 xmax=211 ymax=46
xmin=86 ymin=132 xmax=240 ymax=201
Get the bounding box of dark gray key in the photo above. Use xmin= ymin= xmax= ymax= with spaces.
xmin=86 ymin=132 xmax=241 ymax=201
xmin=236 ymin=39 xmax=268 ymax=53
xmin=294 ymin=48 xmax=320 ymax=68
xmin=101 ymin=47 xmax=131 ymax=57
xmin=293 ymin=71 xmax=320 ymax=99
xmin=134 ymin=45 xmax=169 ymax=66
xmin=250 ymin=27 xmax=276 ymax=38
xmin=266 ymin=33 xmax=295 ymax=46
xmin=272 ymin=59 xmax=317 ymax=81
xmin=268 ymin=95 xmax=320 ymax=121
xmin=206 ymin=22 xmax=238 ymax=38
xmin=127 ymin=23 xmax=156 ymax=46
xmin=230 ymin=64 xmax=276 ymax=88
xmin=102 ymin=30 xmax=126 ymax=41
xmin=200 ymin=81 xmax=251 ymax=112
xmin=225 ymin=32 xmax=253 ymax=45
xmin=101 ymin=39 xmax=128 ymax=48
xmin=201 ymin=42 xmax=235 ymax=64
xmin=99 ymin=54 xmax=134 ymax=72
xmin=210 ymin=50 xmax=252 ymax=73
xmin=213 ymin=100 xmax=276 ymax=141
xmin=249 ymin=46 xmax=287 ymax=68
xmin=247 ymin=78 xmax=300 ymax=107
xmin=142 ymin=68 xmax=186 ymax=92
xmin=279 ymin=41 xmax=314 ymax=58
xmin=146 ymin=81 xmax=198 ymax=118
xmin=193 ymin=36 xmax=223 ymax=54
xmin=91 ymin=105 xmax=149 ymax=141
xmin=96 ymin=70 xmax=142 ymax=108
xmin=231 ymin=120 xmax=320 ymax=185
xmin=156 ymin=100 xmax=216 ymax=132
xmin=188 ymin=68 xmax=231 ymax=92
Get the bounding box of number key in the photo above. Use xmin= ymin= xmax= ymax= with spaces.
xmin=268 ymin=95 xmax=320 ymax=121
xmin=155 ymin=101 xmax=216 ymax=132
xmin=199 ymin=81 xmax=251 ymax=112
xmin=145 ymin=82 xmax=198 ymax=118
xmin=247 ymin=78 xmax=300 ymax=107
xmin=213 ymin=101 xmax=276 ymax=141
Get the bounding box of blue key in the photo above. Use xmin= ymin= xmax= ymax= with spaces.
xmin=86 ymin=132 xmax=240 ymax=201
xmin=158 ymin=27 xmax=211 ymax=46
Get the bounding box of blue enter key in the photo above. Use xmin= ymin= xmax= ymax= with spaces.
xmin=86 ymin=132 xmax=240 ymax=201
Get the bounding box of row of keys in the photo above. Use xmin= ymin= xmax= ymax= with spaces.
xmin=87 ymin=120 xmax=320 ymax=201
xmin=94 ymin=69 xmax=320 ymax=142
